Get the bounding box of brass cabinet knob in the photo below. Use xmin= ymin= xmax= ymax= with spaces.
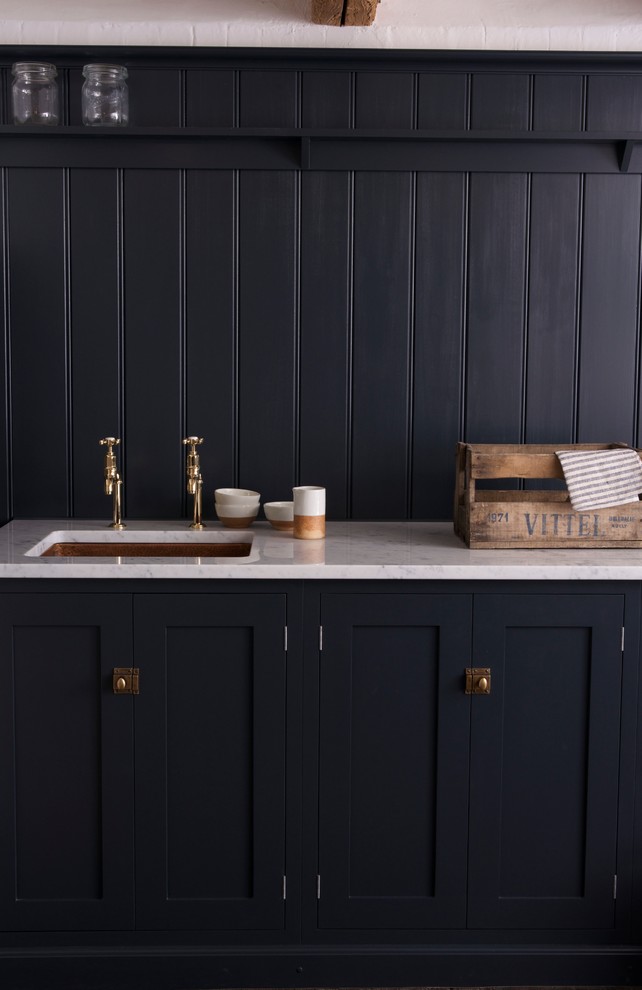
xmin=465 ymin=667 xmax=491 ymax=694
xmin=113 ymin=667 xmax=140 ymax=695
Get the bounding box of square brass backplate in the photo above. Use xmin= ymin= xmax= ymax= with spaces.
xmin=112 ymin=667 xmax=140 ymax=695
xmin=465 ymin=667 xmax=491 ymax=695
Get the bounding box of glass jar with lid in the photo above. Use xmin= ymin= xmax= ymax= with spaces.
xmin=11 ymin=62 xmax=59 ymax=125
xmin=82 ymin=64 xmax=129 ymax=127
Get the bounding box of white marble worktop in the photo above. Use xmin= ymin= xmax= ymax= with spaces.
xmin=0 ymin=518 xmax=642 ymax=580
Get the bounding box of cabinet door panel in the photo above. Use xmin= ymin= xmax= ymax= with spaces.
xmin=134 ymin=594 xmax=287 ymax=930
xmin=0 ymin=594 xmax=134 ymax=931
xmin=468 ymin=593 xmax=623 ymax=929
xmin=318 ymin=593 xmax=471 ymax=929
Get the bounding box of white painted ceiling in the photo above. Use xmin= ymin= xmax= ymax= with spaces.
xmin=0 ymin=0 xmax=641 ymax=50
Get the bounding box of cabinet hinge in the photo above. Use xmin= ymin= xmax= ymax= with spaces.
xmin=622 ymin=627 xmax=625 ymax=652
xmin=319 ymin=625 xmax=323 ymax=651
xmin=316 ymin=874 xmax=321 ymax=899
xmin=284 ymin=626 xmax=288 ymax=652
xmin=282 ymin=875 xmax=287 ymax=900
xmin=614 ymin=874 xmax=618 ymax=899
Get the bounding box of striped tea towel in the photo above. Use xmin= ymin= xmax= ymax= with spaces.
xmin=556 ymin=447 xmax=642 ymax=511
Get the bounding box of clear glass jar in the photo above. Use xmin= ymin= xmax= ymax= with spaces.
xmin=11 ymin=62 xmax=59 ymax=126
xmin=82 ymin=64 xmax=129 ymax=127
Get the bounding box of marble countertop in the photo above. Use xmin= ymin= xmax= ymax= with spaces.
xmin=0 ymin=518 xmax=642 ymax=579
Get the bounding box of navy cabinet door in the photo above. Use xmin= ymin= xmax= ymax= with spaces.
xmin=0 ymin=594 xmax=134 ymax=931
xmin=317 ymin=593 xmax=472 ymax=930
xmin=468 ymin=593 xmax=624 ymax=930
xmin=133 ymin=594 xmax=287 ymax=931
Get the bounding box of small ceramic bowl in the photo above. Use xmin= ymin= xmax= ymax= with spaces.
xmin=263 ymin=501 xmax=294 ymax=531
xmin=215 ymin=488 xmax=260 ymax=507
xmin=215 ymin=502 xmax=259 ymax=528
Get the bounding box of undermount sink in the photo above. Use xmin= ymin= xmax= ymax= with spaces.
xmin=41 ymin=541 xmax=252 ymax=558
xmin=25 ymin=529 xmax=254 ymax=560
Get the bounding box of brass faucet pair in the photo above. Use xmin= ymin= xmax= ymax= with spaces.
xmin=182 ymin=436 xmax=205 ymax=531
xmin=99 ymin=437 xmax=125 ymax=530
xmin=99 ymin=436 xmax=206 ymax=530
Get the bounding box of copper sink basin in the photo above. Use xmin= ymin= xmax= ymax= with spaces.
xmin=41 ymin=541 xmax=252 ymax=558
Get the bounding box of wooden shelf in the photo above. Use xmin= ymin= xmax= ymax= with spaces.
xmin=0 ymin=125 xmax=640 ymax=173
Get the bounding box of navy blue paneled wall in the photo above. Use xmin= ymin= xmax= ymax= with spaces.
xmin=1 ymin=50 xmax=642 ymax=522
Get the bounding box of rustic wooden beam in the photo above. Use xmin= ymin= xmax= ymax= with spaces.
xmin=343 ymin=0 xmax=379 ymax=26
xmin=311 ymin=0 xmax=379 ymax=27
xmin=311 ymin=0 xmax=344 ymax=26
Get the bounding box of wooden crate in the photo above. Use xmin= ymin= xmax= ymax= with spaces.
xmin=454 ymin=442 xmax=642 ymax=548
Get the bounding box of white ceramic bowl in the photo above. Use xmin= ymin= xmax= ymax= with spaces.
xmin=263 ymin=501 xmax=294 ymax=531
xmin=215 ymin=502 xmax=259 ymax=517
xmin=215 ymin=502 xmax=259 ymax=528
xmin=215 ymin=488 xmax=260 ymax=506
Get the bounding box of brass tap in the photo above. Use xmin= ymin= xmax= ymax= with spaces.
xmin=183 ymin=436 xmax=205 ymax=530
xmin=99 ymin=437 xmax=125 ymax=530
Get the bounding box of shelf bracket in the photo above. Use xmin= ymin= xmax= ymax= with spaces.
xmin=619 ymin=139 xmax=636 ymax=173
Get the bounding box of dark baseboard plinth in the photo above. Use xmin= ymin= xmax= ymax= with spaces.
xmin=0 ymin=946 xmax=640 ymax=990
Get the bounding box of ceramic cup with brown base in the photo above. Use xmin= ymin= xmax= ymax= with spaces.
xmin=214 ymin=488 xmax=260 ymax=528
xmin=293 ymin=485 xmax=326 ymax=540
